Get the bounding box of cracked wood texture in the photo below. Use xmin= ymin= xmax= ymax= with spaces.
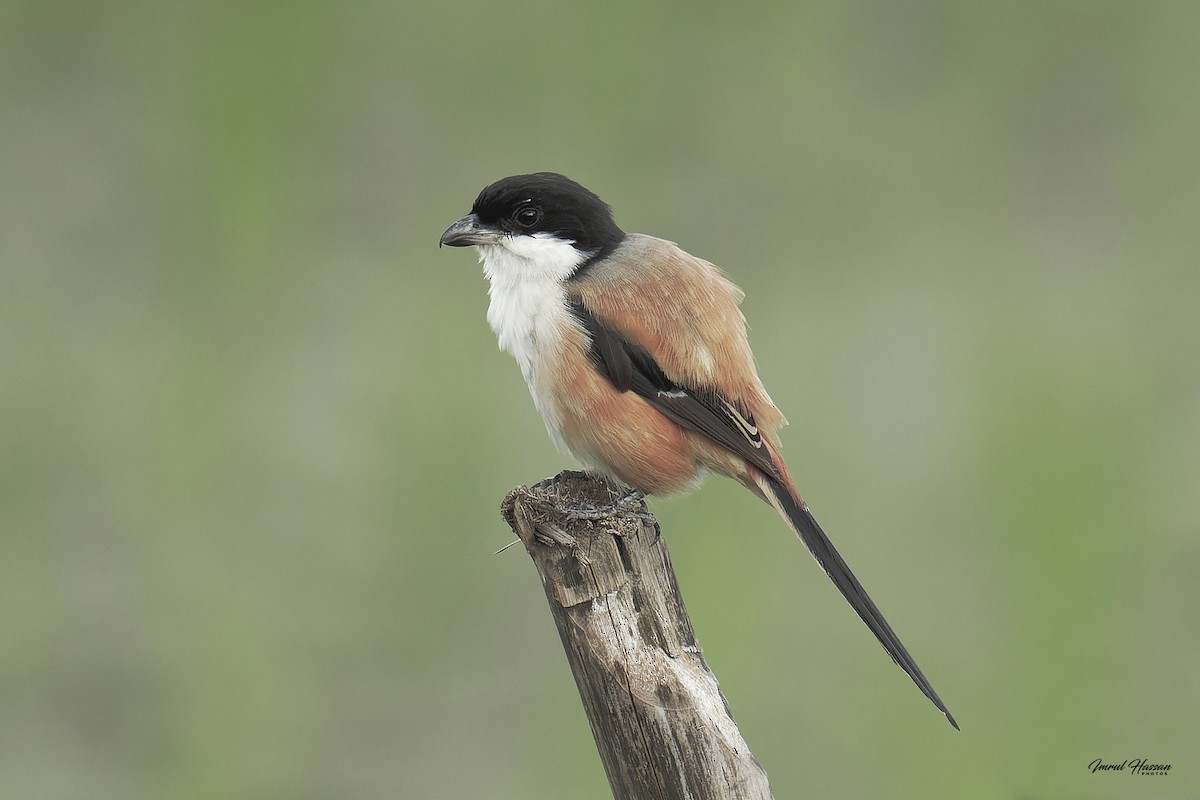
xmin=501 ymin=471 xmax=774 ymax=800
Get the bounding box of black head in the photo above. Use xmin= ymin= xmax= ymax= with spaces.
xmin=440 ymin=172 xmax=625 ymax=259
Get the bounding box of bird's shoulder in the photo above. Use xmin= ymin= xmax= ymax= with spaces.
xmin=570 ymin=233 xmax=743 ymax=307
xmin=566 ymin=234 xmax=786 ymax=438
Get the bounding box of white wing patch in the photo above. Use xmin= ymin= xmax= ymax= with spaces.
xmin=722 ymin=399 xmax=762 ymax=448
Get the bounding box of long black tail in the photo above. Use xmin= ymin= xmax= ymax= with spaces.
xmin=758 ymin=473 xmax=959 ymax=730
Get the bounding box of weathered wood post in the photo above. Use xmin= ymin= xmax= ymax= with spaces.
xmin=501 ymin=471 xmax=774 ymax=800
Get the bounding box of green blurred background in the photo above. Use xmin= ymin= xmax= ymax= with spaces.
xmin=3 ymin=1 xmax=1197 ymax=798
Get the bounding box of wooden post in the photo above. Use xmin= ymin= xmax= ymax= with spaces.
xmin=501 ymin=471 xmax=774 ymax=800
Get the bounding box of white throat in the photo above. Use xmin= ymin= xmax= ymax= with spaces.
xmin=476 ymin=233 xmax=587 ymax=385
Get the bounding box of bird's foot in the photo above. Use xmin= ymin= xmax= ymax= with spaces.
xmin=563 ymin=486 xmax=653 ymax=524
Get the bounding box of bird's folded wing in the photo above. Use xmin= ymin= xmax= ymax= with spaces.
xmin=567 ymin=234 xmax=787 ymax=453
xmin=567 ymin=297 xmax=780 ymax=480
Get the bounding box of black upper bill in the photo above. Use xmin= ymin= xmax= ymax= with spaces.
xmin=439 ymin=213 xmax=501 ymax=248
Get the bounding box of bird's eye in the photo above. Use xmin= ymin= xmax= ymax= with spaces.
xmin=514 ymin=206 xmax=542 ymax=228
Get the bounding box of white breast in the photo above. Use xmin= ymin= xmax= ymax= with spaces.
xmin=476 ymin=235 xmax=588 ymax=453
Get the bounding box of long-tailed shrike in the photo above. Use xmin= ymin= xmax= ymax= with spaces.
xmin=440 ymin=172 xmax=957 ymax=729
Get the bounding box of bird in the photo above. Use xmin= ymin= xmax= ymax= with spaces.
xmin=439 ymin=172 xmax=958 ymax=729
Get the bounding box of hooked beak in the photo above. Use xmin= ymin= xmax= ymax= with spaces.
xmin=439 ymin=213 xmax=502 ymax=248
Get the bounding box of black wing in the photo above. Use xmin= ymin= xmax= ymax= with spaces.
xmin=569 ymin=300 xmax=780 ymax=480
xmin=571 ymin=300 xmax=960 ymax=729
